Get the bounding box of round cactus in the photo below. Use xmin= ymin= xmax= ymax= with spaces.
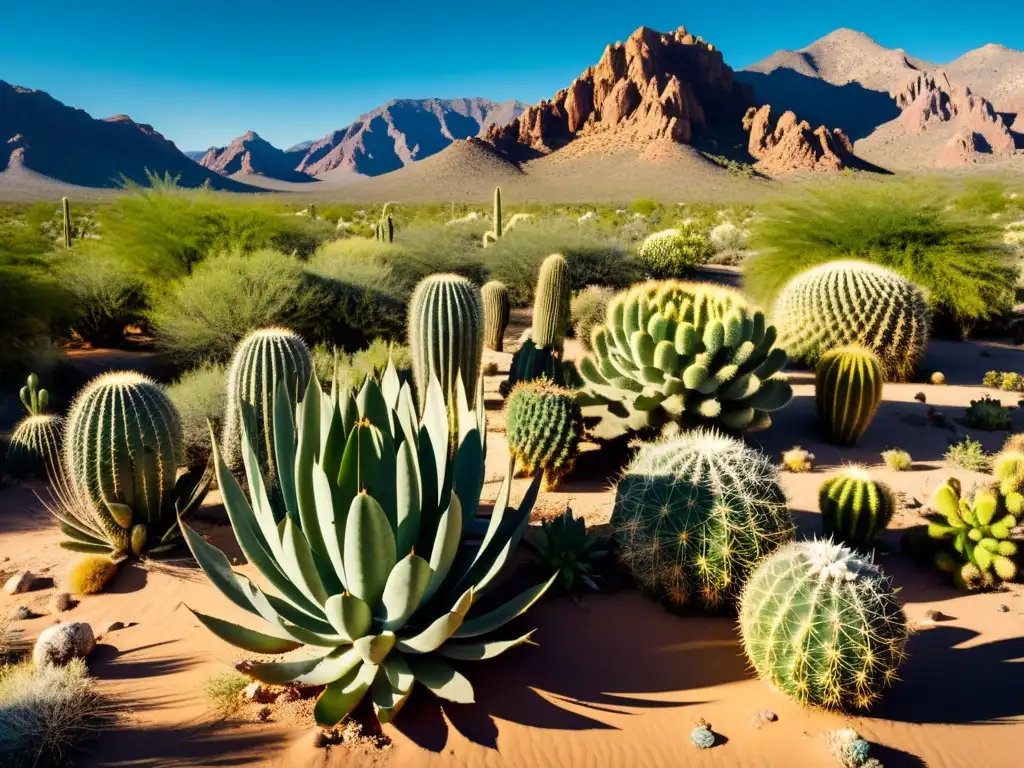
xmin=5 ymin=373 xmax=64 ymax=480
xmin=481 ymin=280 xmax=510 ymax=352
xmin=739 ymin=539 xmax=908 ymax=710
xmin=505 ymin=379 xmax=584 ymax=490
xmin=532 ymin=254 xmax=571 ymax=350
xmin=638 ymin=229 xmax=712 ymax=277
xmin=611 ymin=429 xmax=794 ymax=611
xmin=223 ymin=327 xmax=312 ymax=472
xmin=815 ymin=345 xmax=884 ymax=445
xmin=580 ymin=281 xmax=792 ymax=433
xmin=409 ymin=274 xmax=483 ymax=412
xmin=819 ymin=467 xmax=895 ymax=547
xmin=772 ymin=261 xmax=929 ymax=382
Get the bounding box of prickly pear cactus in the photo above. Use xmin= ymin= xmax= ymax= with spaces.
xmin=772 ymin=261 xmax=929 ymax=382
xmin=532 ymin=254 xmax=571 ymax=351
xmin=579 ymin=281 xmax=792 ymax=434
xmin=482 ymin=280 xmax=510 ymax=352
xmin=611 ymin=429 xmax=794 ymax=611
xmin=5 ymin=373 xmax=63 ymax=480
xmin=819 ymin=467 xmax=895 ymax=547
xmin=739 ymin=539 xmax=908 ymax=710
xmin=815 ymin=345 xmax=884 ymax=445
xmin=505 ymin=379 xmax=583 ymax=490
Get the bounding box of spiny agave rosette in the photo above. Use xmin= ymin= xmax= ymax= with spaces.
xmin=183 ymin=362 xmax=555 ymax=726
xmin=579 ymin=281 xmax=792 ymax=432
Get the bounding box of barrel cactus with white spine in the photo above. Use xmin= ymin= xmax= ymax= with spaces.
xmin=579 ymin=281 xmax=792 ymax=434
xmin=182 ymin=361 xmax=554 ymax=727
xmin=51 ymin=371 xmax=210 ymax=558
xmin=611 ymin=428 xmax=794 ymax=611
xmin=5 ymin=373 xmax=64 ymax=480
xmin=739 ymin=539 xmax=908 ymax=711
xmin=772 ymin=261 xmax=929 ymax=382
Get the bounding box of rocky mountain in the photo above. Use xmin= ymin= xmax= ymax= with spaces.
xmin=743 ymin=105 xmax=855 ymax=172
xmin=198 ymin=131 xmax=312 ymax=182
xmin=0 ymin=81 xmax=254 ymax=190
xmin=943 ymin=43 xmax=1024 ymax=117
xmin=184 ymin=150 xmax=206 ymax=162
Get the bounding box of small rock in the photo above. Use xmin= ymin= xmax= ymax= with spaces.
xmin=101 ymin=620 xmax=134 ymax=636
xmin=33 ymin=622 xmax=96 ymax=666
xmin=997 ymin=604 xmax=1010 ymax=613
xmin=923 ymin=609 xmax=949 ymax=622
xmin=906 ymin=497 xmax=923 ymax=510
xmin=10 ymin=605 xmax=35 ymax=621
xmin=234 ymin=660 xmax=253 ymax=674
xmin=243 ymin=681 xmax=277 ymax=703
xmin=4 ymin=571 xmax=37 ymax=595
xmin=914 ymin=392 xmax=927 ymax=403
xmin=49 ymin=592 xmax=75 ymax=614
xmin=751 ymin=709 xmax=777 ymax=727
xmin=257 ymin=706 xmax=272 ymax=722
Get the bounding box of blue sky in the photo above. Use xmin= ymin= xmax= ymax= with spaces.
xmin=3 ymin=2 xmax=1020 ymax=151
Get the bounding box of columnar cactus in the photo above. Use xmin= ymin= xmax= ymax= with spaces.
xmin=611 ymin=429 xmax=794 ymax=610
xmin=53 ymin=371 xmax=209 ymax=557
xmin=5 ymin=373 xmax=64 ymax=479
xmin=482 ymin=280 xmax=510 ymax=352
xmin=739 ymin=539 xmax=908 ymax=711
xmin=532 ymin=254 xmax=571 ymax=351
xmin=505 ymin=379 xmax=584 ymax=490
xmin=579 ymin=281 xmax=792 ymax=433
xmin=62 ymin=196 xmax=72 ymax=249
xmin=409 ymin=274 xmax=483 ymax=413
xmin=223 ymin=327 xmax=313 ymax=474
xmin=772 ymin=261 xmax=930 ymax=382
xmin=482 ymin=186 xmax=503 ymax=247
xmin=815 ymin=345 xmax=884 ymax=445
xmin=819 ymin=467 xmax=895 ymax=547
xmin=374 ymin=203 xmax=394 ymax=242
xmin=926 ymin=478 xmax=1019 ymax=589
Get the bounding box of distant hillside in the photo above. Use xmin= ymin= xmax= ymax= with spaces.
xmin=198 ymin=130 xmax=312 ymax=182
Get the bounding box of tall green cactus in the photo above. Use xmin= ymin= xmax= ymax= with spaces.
xmin=773 ymin=261 xmax=930 ymax=382
xmin=482 ymin=280 xmax=510 ymax=352
xmin=409 ymin=274 xmax=483 ymax=413
xmin=505 ymin=379 xmax=584 ymax=490
xmin=62 ymin=196 xmax=72 ymax=249
xmin=819 ymin=467 xmax=895 ymax=547
xmin=739 ymin=539 xmax=908 ymax=711
xmin=5 ymin=373 xmax=63 ymax=480
xmin=482 ymin=186 xmax=503 ymax=247
xmin=611 ymin=429 xmax=794 ymax=610
xmin=52 ymin=371 xmax=209 ymax=558
xmin=223 ymin=327 xmax=313 ymax=475
xmin=532 ymin=254 xmax=571 ymax=351
xmin=815 ymin=345 xmax=884 ymax=445
xmin=579 ymin=281 xmax=792 ymax=434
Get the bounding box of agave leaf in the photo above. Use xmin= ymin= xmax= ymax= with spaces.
xmin=181 ymin=519 xmax=266 ymax=618
xmin=358 ymin=423 xmax=398 ymax=533
xmin=422 ymin=493 xmax=463 ymax=604
xmin=325 ymin=593 xmax=372 ymax=642
xmin=371 ymin=672 xmax=410 ymax=724
xmin=59 ymin=541 xmax=113 ymax=554
xmin=453 ymin=426 xmax=484 ymax=535
xmin=395 ymin=383 xmax=419 ymax=449
xmin=280 ymin=518 xmax=329 ymax=606
xmin=237 ymin=415 xmax=284 ymax=561
xmin=59 ymin=521 xmax=109 ymax=547
xmin=273 ymin=383 xmax=300 ymax=523
xmin=421 ymin=377 xmax=449 ymax=507
xmin=382 ymin=652 xmax=414 ymax=692
xmin=247 ymin=646 xmax=357 ymax=685
xmin=437 ymin=631 xmax=536 ymax=661
xmin=187 ymin=607 xmax=301 ymax=654
xmin=395 ymin=440 xmax=422 ymax=557
xmin=381 ymin=554 xmax=432 ymax=631
xmin=453 ymin=573 xmax=557 ymax=639
xmin=353 ymin=631 xmax=396 ymax=664
xmin=296 ymin=374 xmax=327 ymax=558
xmin=311 ymin=462 xmax=347 ymax=589
xmin=314 ymin=661 xmax=378 ymax=727
xmin=236 ymin=578 xmax=343 ymax=647
xmin=381 ymin=358 xmax=402 ymax=412
xmin=407 ymin=656 xmax=474 ymax=704
xmin=395 ymin=589 xmax=472 ymax=654
xmin=344 ymin=494 xmax=397 ymax=606
xmin=358 ymin=377 xmax=394 ymax=442
xmin=320 ymin=397 xmax=345 ymax=481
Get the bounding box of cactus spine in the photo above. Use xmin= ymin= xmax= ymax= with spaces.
xmin=482 ymin=186 xmax=503 ymax=247
xmin=819 ymin=467 xmax=895 ymax=547
xmin=739 ymin=540 xmax=908 ymax=710
xmin=505 ymin=379 xmax=584 ymax=490
xmin=815 ymin=345 xmax=884 ymax=445
xmin=61 ymin=196 xmax=72 ymax=248
xmin=532 ymin=254 xmax=571 ymax=351
xmin=5 ymin=373 xmax=63 ymax=479
xmin=223 ymin=327 xmax=313 ymax=473
xmin=482 ymin=280 xmax=510 ymax=351
xmin=409 ymin=274 xmax=483 ymax=412
xmin=611 ymin=429 xmax=794 ymax=610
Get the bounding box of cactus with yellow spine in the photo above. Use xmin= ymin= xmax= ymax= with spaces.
xmin=815 ymin=345 xmax=884 ymax=445
xmin=819 ymin=466 xmax=895 ymax=547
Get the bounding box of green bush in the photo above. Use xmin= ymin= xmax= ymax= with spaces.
xmin=637 ymin=228 xmax=713 ymax=278
xmin=166 ymin=361 xmax=227 ymax=469
xmin=743 ymin=184 xmax=1014 ymax=333
xmin=388 ymin=224 xmax=487 ymax=291
xmin=312 ymin=338 xmax=412 ymax=389
xmin=945 ymin=438 xmax=990 ymax=472
xmin=55 ymin=246 xmax=147 ymax=344
xmin=570 ymin=285 xmax=615 ymax=350
xmin=0 ymin=255 xmax=68 ymax=381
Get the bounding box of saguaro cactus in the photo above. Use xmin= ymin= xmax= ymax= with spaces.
xmin=62 ymin=196 xmax=72 ymax=248
xmin=532 ymin=254 xmax=571 ymax=351
xmin=374 ymin=203 xmax=394 ymax=242
xmin=482 ymin=186 xmax=503 ymax=247
xmin=818 ymin=467 xmax=895 ymax=547
xmin=482 ymin=280 xmax=510 ymax=352
xmin=815 ymin=345 xmax=884 ymax=445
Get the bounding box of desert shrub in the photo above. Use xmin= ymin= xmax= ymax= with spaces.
xmin=709 ymin=221 xmax=749 ymax=251
xmin=54 ymin=247 xmax=147 ymax=344
xmin=629 ymin=198 xmax=662 ymax=218
xmin=945 ymin=438 xmax=990 ymax=472
xmin=636 ymin=228 xmax=712 ymax=278
xmin=570 ymin=285 xmax=615 ymax=350
xmin=311 ymin=339 xmax=412 ymax=389
xmin=964 ymin=396 xmax=1013 ymax=431
xmin=202 ymin=670 xmax=249 ymax=716
xmin=744 ymin=184 xmax=1014 ymax=335
xmin=386 ymin=225 xmax=486 ymax=291
xmin=881 ymin=449 xmax=913 ymax=471
xmin=0 ymin=255 xmax=68 ymax=381
xmin=166 ymin=362 xmax=227 ymax=469
xmin=148 ymin=249 xmax=329 ymax=364
xmin=953 ymin=178 xmax=1015 ymax=216
xmin=0 ymin=658 xmax=109 ymax=767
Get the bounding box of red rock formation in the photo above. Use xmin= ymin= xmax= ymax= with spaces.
xmin=199 ymin=130 xmax=310 ymax=181
xmin=484 ymin=26 xmax=753 ymax=157
xmin=742 ymin=105 xmax=854 ymax=172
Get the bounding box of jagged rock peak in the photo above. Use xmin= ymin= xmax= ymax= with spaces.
xmin=742 ymin=104 xmax=854 ymax=172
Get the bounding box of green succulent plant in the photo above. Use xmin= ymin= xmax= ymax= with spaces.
xmin=183 ymin=362 xmax=555 ymax=727
xmin=815 ymin=345 xmax=884 ymax=446
xmin=523 ymin=507 xmax=610 ymax=593
xmin=964 ymin=396 xmax=1012 ymax=431
xmin=501 ymin=339 xmax=581 ymax=397
xmin=4 ymin=373 xmax=64 ymax=480
xmin=481 ymin=280 xmax=510 ymax=352
xmin=505 ymin=379 xmax=584 ymax=490
xmin=819 ymin=467 xmax=895 ymax=548
xmin=482 ymin=186 xmax=503 ymax=247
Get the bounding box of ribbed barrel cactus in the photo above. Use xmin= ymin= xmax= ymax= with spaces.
xmin=926 ymin=478 xmax=1019 ymax=589
xmin=993 ymin=449 xmax=1024 ymax=495
xmin=611 ymin=429 xmax=794 ymax=611
xmin=532 ymin=254 xmax=571 ymax=351
xmin=5 ymin=373 xmax=64 ymax=480
xmin=819 ymin=467 xmax=895 ymax=547
xmin=505 ymin=379 xmax=584 ymax=490
xmin=579 ymin=281 xmax=792 ymax=433
xmin=183 ymin=363 xmax=554 ymax=727
xmin=772 ymin=261 xmax=929 ymax=382
xmin=51 ymin=372 xmax=210 ymax=558
xmin=739 ymin=539 xmax=908 ymax=711
xmin=500 ymin=340 xmax=581 ymax=397
xmin=481 ymin=280 xmax=510 ymax=352
xmin=815 ymin=345 xmax=884 ymax=445
xmin=409 ymin=274 xmax=483 ymax=414
xmin=223 ymin=327 xmax=313 ymax=474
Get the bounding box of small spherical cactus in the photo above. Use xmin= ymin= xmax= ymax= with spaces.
xmin=815 ymin=345 xmax=884 ymax=446
xmin=481 ymin=280 xmax=510 ymax=352
xmin=739 ymin=539 xmax=908 ymax=711
xmin=612 ymin=429 xmax=794 ymax=611
xmin=781 ymin=446 xmax=814 ymax=473
xmin=690 ymin=719 xmax=715 ymax=748
xmin=505 ymin=379 xmax=583 ymax=490
xmin=931 ymin=371 xmax=946 ymax=386
xmin=4 ymin=373 xmax=64 ymax=480
xmin=819 ymin=466 xmax=895 ymax=548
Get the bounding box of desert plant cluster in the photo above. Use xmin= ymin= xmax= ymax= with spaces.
xmin=0 ymin=176 xmax=1023 ymax=765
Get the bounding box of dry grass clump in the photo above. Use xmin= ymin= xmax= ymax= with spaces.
xmin=944 ymin=438 xmax=990 ymax=472
xmin=166 ymin=361 xmax=227 ymax=469
xmin=202 ymin=670 xmax=250 ymax=717
xmin=880 ymin=449 xmax=913 ymax=472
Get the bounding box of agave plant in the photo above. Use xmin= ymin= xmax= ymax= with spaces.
xmin=183 ymin=362 xmax=555 ymax=726
xmin=523 ymin=507 xmax=610 ymax=593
